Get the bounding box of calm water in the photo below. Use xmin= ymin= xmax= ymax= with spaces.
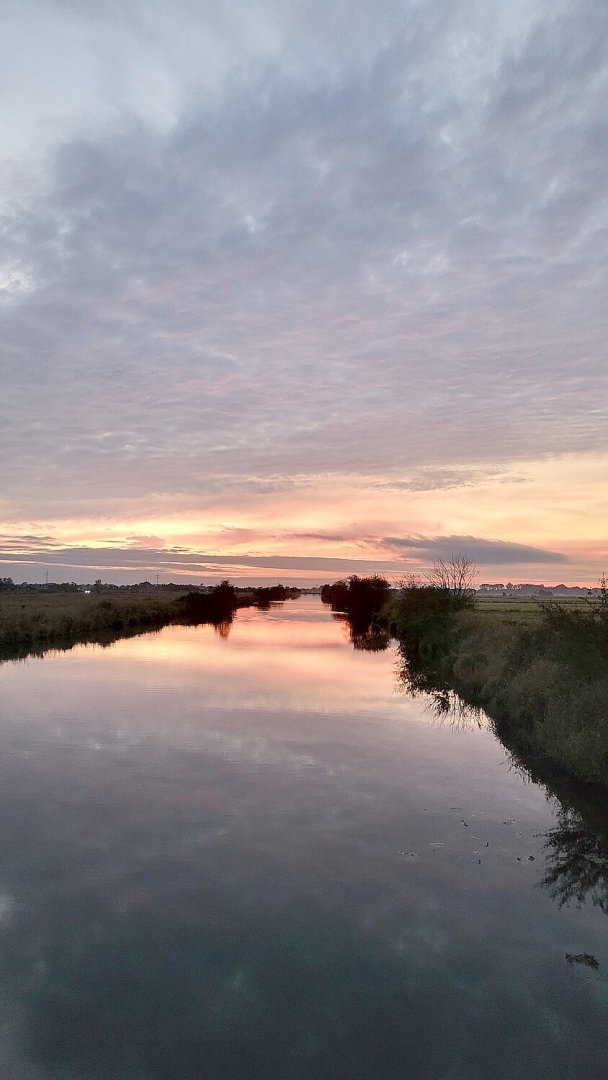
xmin=0 ymin=598 xmax=606 ymax=1079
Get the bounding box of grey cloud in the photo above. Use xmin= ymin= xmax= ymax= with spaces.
xmin=0 ymin=534 xmax=61 ymax=552
xmin=0 ymin=544 xmax=401 ymax=580
xmin=125 ymin=535 xmax=166 ymax=548
xmin=372 ymin=467 xmax=515 ymax=493
xmin=285 ymin=532 xmax=353 ymax=544
xmin=0 ymin=531 xmax=569 ymax=587
xmin=1 ymin=0 xmax=607 ymax=513
xmin=383 ymin=535 xmax=569 ymax=565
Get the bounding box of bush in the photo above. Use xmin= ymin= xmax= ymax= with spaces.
xmin=388 ymin=582 xmax=475 ymax=658
xmin=321 ymin=575 xmax=390 ymax=622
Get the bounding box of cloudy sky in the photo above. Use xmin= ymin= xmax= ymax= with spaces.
xmin=1 ymin=0 xmax=607 ymax=585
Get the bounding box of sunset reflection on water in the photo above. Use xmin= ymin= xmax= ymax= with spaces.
xmin=0 ymin=598 xmax=607 ymax=1079
xmin=31 ymin=599 xmax=404 ymax=719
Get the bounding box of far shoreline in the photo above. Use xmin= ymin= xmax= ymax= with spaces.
xmin=0 ymin=583 xmax=299 ymax=664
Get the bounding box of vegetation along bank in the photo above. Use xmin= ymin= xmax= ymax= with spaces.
xmin=322 ymin=567 xmax=608 ymax=790
xmin=389 ymin=573 xmax=608 ymax=789
xmin=0 ymin=579 xmax=300 ymax=662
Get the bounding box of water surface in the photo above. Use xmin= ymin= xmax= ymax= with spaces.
xmin=0 ymin=598 xmax=606 ymax=1078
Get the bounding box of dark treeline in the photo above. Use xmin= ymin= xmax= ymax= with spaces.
xmin=1 ymin=577 xmax=85 ymax=593
xmin=0 ymin=577 xmax=182 ymax=593
xmin=252 ymin=584 xmax=301 ymax=607
xmin=178 ymin=581 xmax=301 ymax=620
xmin=177 ymin=580 xmax=243 ymax=622
xmin=321 ymin=575 xmax=390 ymax=620
xmin=0 ymin=578 xmax=253 ymax=594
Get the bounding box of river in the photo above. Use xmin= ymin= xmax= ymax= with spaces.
xmin=0 ymin=597 xmax=606 ymax=1078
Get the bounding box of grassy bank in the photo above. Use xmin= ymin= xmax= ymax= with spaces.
xmin=0 ymin=584 xmax=266 ymax=662
xmin=387 ymin=586 xmax=608 ymax=788
xmin=0 ymin=590 xmax=188 ymax=661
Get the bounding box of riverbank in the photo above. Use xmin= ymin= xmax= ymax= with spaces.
xmin=0 ymin=590 xmax=189 ymax=661
xmin=0 ymin=584 xmax=301 ymax=662
xmin=388 ymin=590 xmax=608 ymax=789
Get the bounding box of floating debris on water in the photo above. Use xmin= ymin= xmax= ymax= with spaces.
xmin=566 ymin=953 xmax=600 ymax=970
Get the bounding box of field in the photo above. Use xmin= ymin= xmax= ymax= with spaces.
xmin=475 ymin=596 xmax=591 ymax=624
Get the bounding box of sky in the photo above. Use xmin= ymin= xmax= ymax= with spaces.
xmin=1 ymin=0 xmax=607 ymax=586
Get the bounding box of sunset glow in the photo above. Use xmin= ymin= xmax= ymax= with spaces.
xmin=2 ymin=2 xmax=607 ymax=585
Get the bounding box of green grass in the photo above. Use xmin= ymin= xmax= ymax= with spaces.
xmin=475 ymin=597 xmax=590 ymax=624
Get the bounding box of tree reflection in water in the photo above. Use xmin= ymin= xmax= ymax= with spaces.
xmin=394 ymin=647 xmax=485 ymax=730
xmin=421 ymin=687 xmax=486 ymax=731
xmin=396 ymin=644 xmax=608 ymax=916
xmin=332 ymin=613 xmax=391 ymax=652
xmin=542 ymin=806 xmax=608 ymax=913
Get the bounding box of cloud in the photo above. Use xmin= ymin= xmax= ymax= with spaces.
xmin=0 ymin=544 xmax=389 ymax=576
xmin=286 ymin=532 xmax=353 ymax=544
xmin=1 ymin=0 xmax=608 ymax=518
xmin=372 ymin=467 xmax=521 ymax=493
xmin=125 ymin=534 xmax=166 ymax=549
xmin=0 ymin=528 xmax=571 ymax=589
xmin=0 ymin=534 xmax=61 ymax=552
xmin=382 ymin=535 xmax=569 ymax=565
xmin=0 ymin=2 xmax=606 ymax=584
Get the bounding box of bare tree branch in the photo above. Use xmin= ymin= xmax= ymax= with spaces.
xmin=425 ymin=556 xmax=477 ymax=603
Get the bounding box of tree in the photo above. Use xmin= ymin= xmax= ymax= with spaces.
xmin=213 ymin=579 xmax=237 ymax=606
xmin=596 ymin=572 xmax=608 ymax=617
xmin=426 ymin=556 xmax=477 ymax=607
xmin=321 ymin=576 xmax=390 ymax=619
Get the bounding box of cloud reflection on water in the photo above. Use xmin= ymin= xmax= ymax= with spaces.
xmin=0 ymin=599 xmax=606 ymax=1077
